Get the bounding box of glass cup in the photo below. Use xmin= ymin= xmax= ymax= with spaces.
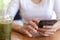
xmin=0 ymin=14 xmax=12 ymax=40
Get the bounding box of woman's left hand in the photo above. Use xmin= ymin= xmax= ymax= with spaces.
xmin=38 ymin=22 xmax=60 ymax=36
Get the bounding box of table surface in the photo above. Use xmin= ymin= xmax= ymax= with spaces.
xmin=11 ymin=30 xmax=60 ymax=40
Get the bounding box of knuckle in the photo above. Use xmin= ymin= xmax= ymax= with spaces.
xmin=28 ymin=25 xmax=31 ymax=27
xmin=29 ymin=21 xmax=32 ymax=24
xmin=44 ymin=34 xmax=49 ymax=36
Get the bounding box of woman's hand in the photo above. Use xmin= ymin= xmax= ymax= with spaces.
xmin=12 ymin=19 xmax=60 ymax=37
xmin=21 ymin=19 xmax=39 ymax=37
xmin=38 ymin=21 xmax=60 ymax=36
xmin=38 ymin=26 xmax=55 ymax=36
xmin=21 ymin=19 xmax=60 ymax=37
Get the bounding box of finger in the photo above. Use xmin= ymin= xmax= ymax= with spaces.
xmin=38 ymin=28 xmax=56 ymax=32
xmin=46 ymin=29 xmax=56 ymax=32
xmin=38 ymin=28 xmax=56 ymax=33
xmin=38 ymin=28 xmax=55 ymax=34
xmin=38 ymin=28 xmax=47 ymax=32
xmin=27 ymin=25 xmax=37 ymax=33
xmin=38 ymin=28 xmax=56 ymax=36
xmin=32 ymin=18 xmax=40 ymax=24
xmin=44 ymin=32 xmax=55 ymax=36
xmin=43 ymin=25 xmax=53 ymax=29
xmin=28 ymin=21 xmax=38 ymax=29
xmin=45 ymin=31 xmax=54 ymax=35
xmin=23 ymin=29 xmax=32 ymax=37
xmin=38 ymin=31 xmax=49 ymax=36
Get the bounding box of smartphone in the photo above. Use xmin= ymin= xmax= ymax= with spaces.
xmin=38 ymin=20 xmax=57 ymax=28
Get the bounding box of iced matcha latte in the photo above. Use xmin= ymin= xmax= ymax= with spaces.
xmin=0 ymin=15 xmax=12 ymax=40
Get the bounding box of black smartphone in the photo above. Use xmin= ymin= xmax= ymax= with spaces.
xmin=38 ymin=20 xmax=57 ymax=28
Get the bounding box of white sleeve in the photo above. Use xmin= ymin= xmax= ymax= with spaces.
xmin=54 ymin=0 xmax=60 ymax=19
xmin=6 ymin=0 xmax=20 ymax=19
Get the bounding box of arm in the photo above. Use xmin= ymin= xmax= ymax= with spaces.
xmin=54 ymin=0 xmax=60 ymax=19
xmin=54 ymin=0 xmax=60 ymax=29
xmin=6 ymin=0 xmax=20 ymax=19
xmin=12 ymin=23 xmax=22 ymax=33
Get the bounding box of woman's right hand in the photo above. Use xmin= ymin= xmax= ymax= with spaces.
xmin=21 ymin=19 xmax=39 ymax=37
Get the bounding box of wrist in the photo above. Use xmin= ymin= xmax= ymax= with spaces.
xmin=12 ymin=22 xmax=23 ymax=32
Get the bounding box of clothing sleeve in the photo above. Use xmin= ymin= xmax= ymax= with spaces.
xmin=54 ymin=0 xmax=60 ymax=19
xmin=6 ymin=0 xmax=20 ymax=19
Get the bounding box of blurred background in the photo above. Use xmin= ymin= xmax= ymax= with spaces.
xmin=0 ymin=0 xmax=11 ymax=13
xmin=0 ymin=0 xmax=21 ymax=20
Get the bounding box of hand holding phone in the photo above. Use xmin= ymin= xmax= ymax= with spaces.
xmin=38 ymin=20 xmax=57 ymax=28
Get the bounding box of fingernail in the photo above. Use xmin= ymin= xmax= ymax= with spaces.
xmin=29 ymin=34 xmax=32 ymax=37
xmin=50 ymin=33 xmax=54 ymax=34
xmin=44 ymin=34 xmax=49 ymax=36
xmin=43 ymin=26 xmax=45 ymax=28
xmin=35 ymin=30 xmax=37 ymax=33
xmin=36 ymin=26 xmax=38 ymax=30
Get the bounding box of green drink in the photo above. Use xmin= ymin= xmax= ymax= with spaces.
xmin=0 ymin=15 xmax=12 ymax=40
xmin=0 ymin=0 xmax=12 ymax=40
